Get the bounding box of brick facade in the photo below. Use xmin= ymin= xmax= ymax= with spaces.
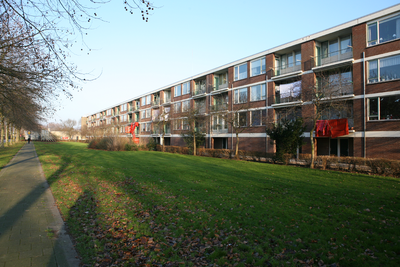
xmin=84 ymin=6 xmax=400 ymax=160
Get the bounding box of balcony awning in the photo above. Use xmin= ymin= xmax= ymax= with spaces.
xmin=316 ymin=118 xmax=349 ymax=138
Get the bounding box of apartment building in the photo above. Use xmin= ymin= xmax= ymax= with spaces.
xmin=83 ymin=4 xmax=400 ymax=160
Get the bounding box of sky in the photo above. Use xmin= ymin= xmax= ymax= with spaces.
xmin=48 ymin=0 xmax=400 ymax=127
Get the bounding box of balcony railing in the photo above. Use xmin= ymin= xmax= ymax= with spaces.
xmin=273 ymin=63 xmax=302 ymax=77
xmin=210 ymin=103 xmax=228 ymax=112
xmin=193 ymin=85 xmax=206 ymax=96
xmin=274 ymin=94 xmax=302 ymax=105
xmin=211 ymin=125 xmax=228 ymax=133
xmin=160 ymin=98 xmax=171 ymax=105
xmin=152 ymin=99 xmax=160 ymax=106
xmin=313 ymin=48 xmax=353 ymax=67
xmin=213 ymin=83 xmax=228 ymax=91
xmin=318 ymin=83 xmax=354 ymax=97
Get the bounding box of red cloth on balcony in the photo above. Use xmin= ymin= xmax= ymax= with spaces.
xmin=316 ymin=120 xmax=330 ymax=137
xmin=329 ymin=118 xmax=349 ymax=138
xmin=315 ymin=119 xmax=349 ymax=138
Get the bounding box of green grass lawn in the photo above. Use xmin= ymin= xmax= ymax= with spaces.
xmin=0 ymin=142 xmax=25 ymax=170
xmin=34 ymin=142 xmax=400 ymax=266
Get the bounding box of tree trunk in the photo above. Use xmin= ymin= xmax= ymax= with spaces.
xmin=193 ymin=131 xmax=196 ymax=156
xmin=0 ymin=118 xmax=3 ymax=148
xmin=161 ymin=133 xmax=165 ymax=152
xmin=5 ymin=123 xmax=8 ymax=147
xmin=310 ymin=130 xmax=315 ymax=169
xmin=235 ymin=132 xmax=239 ymax=159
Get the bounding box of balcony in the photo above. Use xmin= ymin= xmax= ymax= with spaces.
xmin=210 ymin=103 xmax=228 ymax=112
xmin=161 ymin=98 xmax=171 ymax=105
xmin=152 ymin=99 xmax=160 ymax=107
xmin=211 ymin=125 xmax=228 ymax=133
xmin=212 ymin=83 xmax=228 ymax=93
xmin=313 ymin=48 xmax=353 ymax=70
xmin=192 ymin=85 xmax=206 ymax=97
xmin=273 ymin=63 xmax=302 ymax=78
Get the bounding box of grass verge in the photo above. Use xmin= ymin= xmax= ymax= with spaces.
xmin=0 ymin=142 xmax=25 ymax=170
xmin=35 ymin=142 xmax=400 ymax=266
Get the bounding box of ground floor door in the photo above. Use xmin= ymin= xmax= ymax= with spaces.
xmin=317 ymin=138 xmax=351 ymax=157
xmin=214 ymin=138 xmax=228 ymax=149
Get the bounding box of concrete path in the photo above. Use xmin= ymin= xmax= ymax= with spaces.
xmin=0 ymin=143 xmax=80 ymax=267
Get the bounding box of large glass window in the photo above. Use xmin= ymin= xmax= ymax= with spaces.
xmin=182 ymin=100 xmax=190 ymax=112
xmin=251 ymin=110 xmax=266 ymax=126
xmin=368 ymin=14 xmax=400 ymax=46
xmin=368 ymin=95 xmax=400 ymax=120
xmin=275 ymin=107 xmax=302 ymax=124
xmin=182 ymin=82 xmax=190 ymax=95
xmin=234 ymin=63 xmax=247 ymax=81
xmin=212 ymin=115 xmax=227 ymax=132
xmin=250 ymin=84 xmax=266 ymax=101
xmin=368 ymin=55 xmax=400 ymax=83
xmin=234 ymin=88 xmax=248 ymax=104
xmin=174 ymin=85 xmax=182 ymax=97
xmin=321 ymin=35 xmax=352 ymax=58
xmin=317 ymin=69 xmax=353 ymax=96
xmin=174 ymin=102 xmax=182 ymax=113
xmin=237 ymin=112 xmax=247 ymax=127
xmin=250 ymin=58 xmax=266 ymax=76
xmin=275 ymin=81 xmax=301 ymax=104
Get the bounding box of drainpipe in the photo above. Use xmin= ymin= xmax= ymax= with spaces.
xmin=363 ymin=52 xmax=366 ymax=158
xmin=265 ymin=78 xmax=268 ymax=154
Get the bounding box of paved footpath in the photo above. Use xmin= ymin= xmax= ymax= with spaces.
xmin=0 ymin=143 xmax=80 ymax=267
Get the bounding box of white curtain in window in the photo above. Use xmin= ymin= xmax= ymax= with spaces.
xmin=280 ymin=83 xmax=291 ymax=98
xmin=380 ymin=55 xmax=400 ymax=67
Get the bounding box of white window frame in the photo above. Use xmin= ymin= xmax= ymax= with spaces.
xmin=234 ymin=88 xmax=248 ymax=104
xmin=174 ymin=85 xmax=182 ymax=97
xmin=367 ymin=95 xmax=400 ymax=121
xmin=250 ymin=58 xmax=266 ymax=77
xmin=174 ymin=102 xmax=182 ymax=113
xmin=182 ymin=100 xmax=190 ymax=112
xmin=250 ymin=84 xmax=266 ymax=101
xmin=251 ymin=110 xmax=266 ymax=126
xmin=182 ymin=82 xmax=190 ymax=95
xmin=367 ymin=13 xmax=400 ymax=46
xmin=367 ymin=54 xmax=400 ymax=83
xmin=234 ymin=63 xmax=248 ymax=81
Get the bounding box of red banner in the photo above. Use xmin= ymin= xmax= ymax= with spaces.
xmin=315 ymin=119 xmax=349 ymax=138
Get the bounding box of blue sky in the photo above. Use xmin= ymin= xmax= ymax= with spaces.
xmin=49 ymin=0 xmax=400 ymax=126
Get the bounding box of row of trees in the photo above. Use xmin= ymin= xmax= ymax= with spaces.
xmin=0 ymin=0 xmax=156 ymax=146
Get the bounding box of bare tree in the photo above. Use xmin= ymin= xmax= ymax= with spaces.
xmin=60 ymin=119 xmax=77 ymax=140
xmin=153 ymin=107 xmax=171 ymax=152
xmin=216 ymin=91 xmax=250 ymax=158
xmin=180 ymin=103 xmax=207 ymax=156
xmin=303 ymin=67 xmax=354 ymax=168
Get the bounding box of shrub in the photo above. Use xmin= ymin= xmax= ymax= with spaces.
xmin=146 ymin=138 xmax=157 ymax=151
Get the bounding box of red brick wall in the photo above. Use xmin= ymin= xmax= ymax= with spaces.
xmin=301 ymin=40 xmax=315 ymax=71
xmin=367 ymin=137 xmax=400 ymax=160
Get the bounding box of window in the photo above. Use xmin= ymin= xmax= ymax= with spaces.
xmin=251 ymin=58 xmax=266 ymax=76
xmin=321 ymin=35 xmax=352 ymax=58
xmin=152 ymin=109 xmax=160 ymax=121
xmin=141 ymin=97 xmax=146 ymax=106
xmin=236 ymin=112 xmax=247 ymax=127
xmin=250 ymin=84 xmax=266 ymax=101
xmin=97 ymin=114 xmax=100 ymax=118
xmin=182 ymin=119 xmax=189 ymax=130
xmin=368 ymin=54 xmax=400 ymax=83
xmin=368 ymin=14 xmax=400 ymax=46
xmin=214 ymin=72 xmax=228 ymax=90
xmin=234 ymin=88 xmax=248 ymax=104
xmin=121 ymin=104 xmax=127 ymax=112
xmin=141 ymin=110 xmax=146 ymax=119
xmin=106 ymin=118 xmax=111 ymax=125
xmin=141 ymin=109 xmax=151 ymax=119
xmin=234 ymin=63 xmax=247 ymax=81
xmin=146 ymin=109 xmax=151 ymax=118
xmin=317 ymin=69 xmax=353 ymax=96
xmin=164 ymin=90 xmax=171 ymax=103
xmin=368 ymin=95 xmax=400 ymax=120
xmin=275 ymin=80 xmax=302 ymax=104
xmin=174 ymin=102 xmax=182 ymax=113
xmin=107 ymin=109 xmax=111 ymax=116
xmin=173 ymin=119 xmax=182 ymax=130
xmin=182 ymin=100 xmax=190 ymax=112
xmin=251 ymin=110 xmax=266 ymax=126
xmin=141 ymin=122 xmax=151 ymax=132
xmin=182 ymin=82 xmax=190 ymax=95
xmin=275 ymin=107 xmax=302 ymax=124
xmin=174 ymin=85 xmax=182 ymax=97
xmin=212 ymin=115 xmax=227 ymax=132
